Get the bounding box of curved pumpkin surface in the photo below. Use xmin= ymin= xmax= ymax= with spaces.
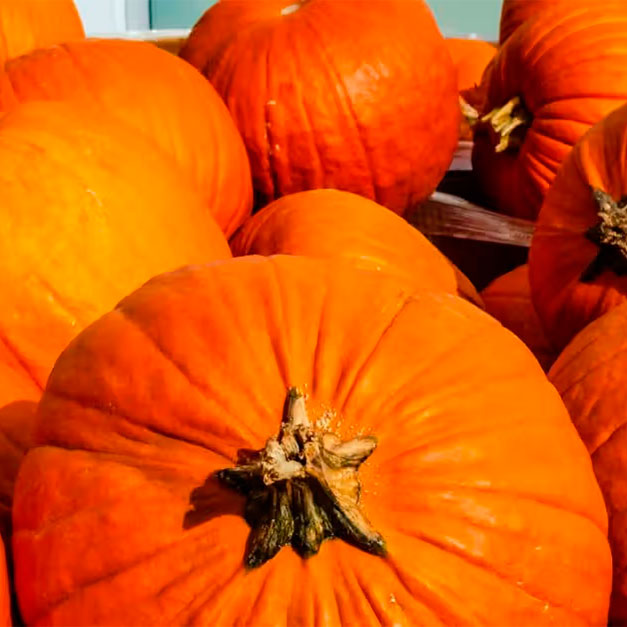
xmin=472 ymin=4 xmax=627 ymax=220
xmin=230 ymin=189 xmax=482 ymax=306
xmin=0 ymin=100 xmax=231 ymax=407
xmin=0 ymin=538 xmax=10 ymax=627
xmin=0 ymin=39 xmax=252 ymax=236
xmin=13 ymin=256 xmax=611 ymax=626
xmin=529 ymin=103 xmax=627 ymax=351
xmin=445 ymin=38 xmax=496 ymax=141
xmin=549 ymin=303 xmax=627 ymax=624
xmin=179 ymin=0 xmax=459 ymax=214
xmin=481 ymin=265 xmax=556 ymax=370
xmin=445 ymin=38 xmax=496 ymax=93
xmin=0 ymin=0 xmax=84 ymax=64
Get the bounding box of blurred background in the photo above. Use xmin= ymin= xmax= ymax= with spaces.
xmin=74 ymin=0 xmax=503 ymax=41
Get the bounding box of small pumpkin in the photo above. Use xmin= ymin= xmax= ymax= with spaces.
xmin=498 ymin=0 xmax=616 ymax=44
xmin=549 ymin=302 xmax=627 ymax=625
xmin=0 ymin=538 xmax=10 ymax=627
xmin=530 ymin=103 xmax=627 ymax=350
xmin=12 ymin=255 xmax=611 ymax=625
xmin=472 ymin=4 xmax=627 ymax=220
xmin=179 ymin=0 xmax=459 ymax=214
xmin=0 ymin=39 xmax=252 ymax=236
xmin=230 ymin=188 xmax=482 ymax=305
xmin=481 ymin=265 xmax=556 ymax=370
xmin=444 ymin=38 xmax=496 ymax=141
xmin=0 ymin=0 xmax=84 ymax=64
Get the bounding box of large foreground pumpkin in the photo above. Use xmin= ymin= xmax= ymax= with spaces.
xmin=549 ymin=303 xmax=627 ymax=624
xmin=472 ymin=4 xmax=627 ymax=220
xmin=481 ymin=265 xmax=556 ymax=370
xmin=179 ymin=0 xmax=459 ymax=213
xmin=12 ymin=256 xmax=611 ymax=625
xmin=530 ymin=103 xmax=627 ymax=350
xmin=0 ymin=39 xmax=252 ymax=236
xmin=0 ymin=0 xmax=84 ymax=64
xmin=230 ymin=189 xmax=482 ymax=305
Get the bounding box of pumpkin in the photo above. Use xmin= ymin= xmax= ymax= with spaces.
xmin=0 ymin=100 xmax=231 ymax=534
xmin=0 ymin=538 xmax=10 ymax=627
xmin=549 ymin=302 xmax=627 ymax=624
xmin=472 ymin=4 xmax=627 ymax=220
xmin=444 ymin=38 xmax=496 ymax=141
xmin=529 ymin=103 xmax=627 ymax=350
xmin=0 ymin=39 xmax=252 ymax=236
xmin=179 ymin=0 xmax=459 ymax=214
xmin=0 ymin=0 xmax=84 ymax=64
xmin=12 ymin=255 xmax=611 ymax=625
xmin=481 ymin=265 xmax=556 ymax=370
xmin=498 ymin=0 xmax=615 ymax=44
xmin=230 ymin=188 xmax=482 ymax=305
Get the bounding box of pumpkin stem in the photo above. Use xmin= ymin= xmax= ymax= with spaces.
xmin=216 ymin=387 xmax=386 ymax=568
xmin=460 ymin=95 xmax=479 ymax=128
xmin=480 ymin=95 xmax=531 ymax=153
xmin=581 ymin=189 xmax=627 ymax=282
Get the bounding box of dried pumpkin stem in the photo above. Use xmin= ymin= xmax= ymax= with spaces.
xmin=216 ymin=387 xmax=386 ymax=568
xmin=581 ymin=189 xmax=627 ymax=282
xmin=460 ymin=95 xmax=479 ymax=128
xmin=481 ymin=95 xmax=531 ymax=153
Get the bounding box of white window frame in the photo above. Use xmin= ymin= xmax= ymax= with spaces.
xmin=74 ymin=0 xmax=150 ymax=36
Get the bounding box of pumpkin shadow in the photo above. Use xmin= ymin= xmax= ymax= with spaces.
xmin=183 ymin=469 xmax=246 ymax=531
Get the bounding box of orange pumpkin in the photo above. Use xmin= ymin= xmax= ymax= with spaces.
xmin=481 ymin=265 xmax=556 ymax=370
xmin=445 ymin=38 xmax=496 ymax=141
xmin=230 ymin=189 xmax=482 ymax=305
xmin=498 ymin=0 xmax=616 ymax=44
xmin=472 ymin=4 xmax=627 ymax=220
xmin=0 ymin=538 xmax=10 ymax=627
xmin=445 ymin=39 xmax=496 ymax=94
xmin=0 ymin=100 xmax=231 ymax=534
xmin=549 ymin=302 xmax=627 ymax=624
xmin=179 ymin=0 xmax=459 ymax=214
xmin=0 ymin=39 xmax=252 ymax=236
xmin=0 ymin=0 xmax=84 ymax=64
xmin=12 ymin=255 xmax=611 ymax=625
xmin=530 ymin=103 xmax=627 ymax=350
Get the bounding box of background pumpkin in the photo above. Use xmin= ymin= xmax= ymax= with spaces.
xmin=529 ymin=103 xmax=627 ymax=351
xmin=0 ymin=0 xmax=84 ymax=64
xmin=179 ymin=0 xmax=459 ymax=214
xmin=230 ymin=188 xmax=482 ymax=305
xmin=481 ymin=264 xmax=556 ymax=370
xmin=0 ymin=100 xmax=231 ymax=534
xmin=444 ymin=38 xmax=496 ymax=141
xmin=472 ymin=4 xmax=627 ymax=220
xmin=12 ymin=255 xmax=611 ymax=626
xmin=0 ymin=38 xmax=252 ymax=237
xmin=549 ymin=302 xmax=627 ymax=625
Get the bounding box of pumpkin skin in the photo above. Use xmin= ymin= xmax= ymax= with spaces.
xmin=0 ymin=538 xmax=10 ymax=627
xmin=230 ymin=188 xmax=482 ymax=306
xmin=0 ymin=0 xmax=84 ymax=64
xmin=12 ymin=255 xmax=611 ymax=626
xmin=0 ymin=101 xmax=231 ymax=552
xmin=179 ymin=0 xmax=459 ymax=214
xmin=549 ymin=302 xmax=627 ymax=624
xmin=0 ymin=39 xmax=252 ymax=236
xmin=529 ymin=103 xmax=627 ymax=351
xmin=445 ymin=38 xmax=496 ymax=141
xmin=481 ymin=265 xmax=556 ymax=370
xmin=445 ymin=39 xmax=496 ymax=95
xmin=472 ymin=4 xmax=627 ymax=220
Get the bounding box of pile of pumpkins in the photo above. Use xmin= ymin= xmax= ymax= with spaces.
xmin=2 ymin=0 xmax=627 ymax=624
